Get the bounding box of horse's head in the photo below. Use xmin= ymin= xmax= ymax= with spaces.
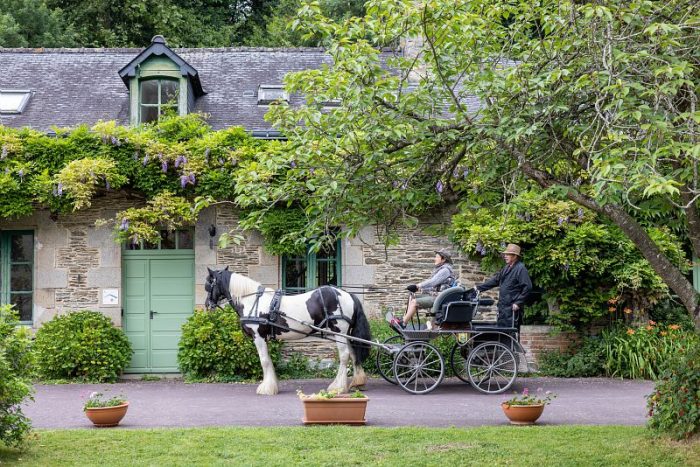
xmin=204 ymin=266 xmax=229 ymax=310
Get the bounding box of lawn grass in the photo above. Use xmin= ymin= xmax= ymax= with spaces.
xmin=1 ymin=425 xmax=698 ymax=466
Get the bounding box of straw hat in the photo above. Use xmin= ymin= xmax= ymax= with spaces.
xmin=435 ymin=248 xmax=453 ymax=263
xmin=501 ymin=244 xmax=521 ymax=256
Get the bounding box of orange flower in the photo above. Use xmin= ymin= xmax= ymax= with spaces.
xmin=626 ymin=329 xmax=635 ymax=335
xmin=623 ymin=307 xmax=632 ymax=314
xmin=648 ymin=320 xmax=656 ymax=326
xmin=646 ymin=325 xmax=653 ymax=330
xmin=608 ymin=298 xmax=618 ymax=305
xmin=608 ymin=306 xmax=616 ymax=312
xmin=669 ymin=324 xmax=680 ymax=330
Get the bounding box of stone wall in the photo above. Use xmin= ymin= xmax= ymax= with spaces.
xmin=0 ymin=194 xmax=137 ymax=327
xmin=519 ymin=325 xmax=580 ymax=370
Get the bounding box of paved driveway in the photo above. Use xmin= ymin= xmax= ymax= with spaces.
xmin=24 ymin=377 xmax=653 ymax=429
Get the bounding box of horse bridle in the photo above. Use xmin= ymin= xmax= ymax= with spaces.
xmin=205 ymin=271 xmax=239 ymax=312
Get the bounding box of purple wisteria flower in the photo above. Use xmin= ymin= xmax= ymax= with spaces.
xmin=142 ymin=155 xmax=149 ymax=166
xmin=524 ymin=213 xmax=532 ymax=222
xmin=475 ymin=241 xmax=484 ymax=255
xmin=463 ymin=169 xmax=469 ymax=179
xmin=309 ymin=168 xmax=315 ymax=175
xmin=133 ymin=152 xmax=139 ymax=161
xmin=577 ymin=208 xmax=584 ymax=219
xmin=120 ymin=219 xmax=130 ymax=231
xmin=57 ymin=182 xmax=63 ymax=196
xmin=557 ymin=216 xmax=568 ymax=226
xmin=562 ymin=263 xmax=570 ymax=272
xmin=18 ymin=169 xmax=24 ymax=180
xmin=1 ymin=145 xmax=7 ymax=159
xmin=290 ymin=161 xmax=296 ymax=168
xmin=452 ymin=168 xmax=459 ymax=177
xmin=110 ymin=136 xmax=119 ymax=146
xmin=105 ymin=180 xmax=111 ymax=190
xmin=516 ymin=213 xmax=525 ymax=220
xmin=175 ymin=155 xmax=187 ymax=168
xmin=188 ymin=173 xmax=196 ymax=184
xmin=436 ymin=180 xmax=444 ymax=194
xmin=180 ymin=175 xmax=188 ymax=188
xmin=161 ymin=160 xmax=168 ymax=172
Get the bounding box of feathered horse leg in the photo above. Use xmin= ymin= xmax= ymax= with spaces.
xmin=327 ymin=338 xmax=351 ymax=393
xmin=251 ymin=327 xmax=279 ymax=395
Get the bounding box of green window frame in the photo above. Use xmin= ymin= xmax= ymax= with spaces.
xmin=282 ymin=240 xmax=342 ymax=294
xmin=0 ymin=230 xmax=34 ymax=323
xmin=139 ymin=78 xmax=179 ymax=124
xmin=124 ymin=229 xmax=194 ymax=251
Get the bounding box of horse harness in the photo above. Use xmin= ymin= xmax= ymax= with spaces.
xmin=210 ymin=273 xmax=352 ymax=342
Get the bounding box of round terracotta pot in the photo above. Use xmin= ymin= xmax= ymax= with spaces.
xmin=84 ymin=402 xmax=129 ymax=427
xmin=500 ymin=403 xmax=545 ymax=425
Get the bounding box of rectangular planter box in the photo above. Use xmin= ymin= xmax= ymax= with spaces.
xmin=301 ymin=396 xmax=369 ymax=425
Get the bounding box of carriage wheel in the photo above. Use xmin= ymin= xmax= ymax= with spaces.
xmin=376 ymin=335 xmax=404 ymax=385
xmin=393 ymin=341 xmax=444 ymax=395
xmin=449 ymin=342 xmax=472 ymax=385
xmin=467 ymin=342 xmax=517 ymax=394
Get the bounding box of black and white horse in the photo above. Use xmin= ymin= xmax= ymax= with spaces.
xmin=204 ymin=267 xmax=371 ymax=395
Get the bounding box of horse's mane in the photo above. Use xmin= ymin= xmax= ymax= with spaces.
xmin=229 ymin=272 xmax=263 ymax=299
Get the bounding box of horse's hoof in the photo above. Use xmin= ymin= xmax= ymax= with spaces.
xmin=256 ymin=384 xmax=279 ymax=396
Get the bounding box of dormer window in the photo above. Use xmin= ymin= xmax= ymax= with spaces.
xmin=0 ymin=90 xmax=32 ymax=114
xmin=119 ymin=36 xmax=205 ymax=126
xmin=257 ymin=85 xmax=289 ymax=105
xmin=140 ymin=78 xmax=179 ymax=123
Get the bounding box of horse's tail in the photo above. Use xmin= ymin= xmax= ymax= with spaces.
xmin=349 ymin=293 xmax=371 ymax=364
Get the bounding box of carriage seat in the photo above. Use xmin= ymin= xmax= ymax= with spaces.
xmin=430 ymin=287 xmax=496 ymax=325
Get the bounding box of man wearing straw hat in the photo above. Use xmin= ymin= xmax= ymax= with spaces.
xmin=475 ymin=243 xmax=532 ymax=329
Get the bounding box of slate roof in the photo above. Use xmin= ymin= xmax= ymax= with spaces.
xmin=0 ymin=46 xmax=356 ymax=132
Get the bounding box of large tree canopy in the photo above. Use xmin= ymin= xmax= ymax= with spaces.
xmin=241 ymin=0 xmax=700 ymax=328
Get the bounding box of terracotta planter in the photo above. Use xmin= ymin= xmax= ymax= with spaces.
xmin=301 ymin=396 xmax=369 ymax=425
xmin=500 ymin=403 xmax=545 ymax=425
xmin=84 ymin=402 xmax=129 ymax=427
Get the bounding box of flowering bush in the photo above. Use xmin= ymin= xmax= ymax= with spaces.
xmin=647 ymin=344 xmax=700 ymax=440
xmin=502 ymin=388 xmax=556 ymax=407
xmin=83 ymin=392 xmax=127 ymax=410
xmin=297 ymin=389 xmax=366 ymax=400
xmin=602 ymin=322 xmax=699 ymax=380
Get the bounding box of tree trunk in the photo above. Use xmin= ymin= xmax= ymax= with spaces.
xmin=519 ymin=161 xmax=700 ymax=331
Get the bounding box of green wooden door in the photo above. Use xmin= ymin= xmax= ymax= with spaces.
xmin=123 ymin=251 xmax=194 ymax=372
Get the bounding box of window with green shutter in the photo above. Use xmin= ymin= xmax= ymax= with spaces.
xmin=0 ymin=231 xmax=34 ymax=323
xmin=282 ymin=241 xmax=341 ymax=294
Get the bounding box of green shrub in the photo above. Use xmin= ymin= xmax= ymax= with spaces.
xmin=178 ymin=307 xmax=281 ymax=381
xmin=33 ymin=311 xmax=132 ymax=382
xmin=538 ymin=337 xmax=605 ymax=377
xmin=647 ymin=343 xmax=700 ymax=440
xmin=0 ymin=305 xmax=34 ymax=447
xmin=603 ymin=323 xmax=699 ymax=380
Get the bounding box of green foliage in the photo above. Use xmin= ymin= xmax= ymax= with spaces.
xmin=0 ymin=0 xmax=76 ymax=47
xmin=451 ymin=191 xmax=683 ymax=330
xmin=0 ymin=115 xmax=264 ymax=244
xmin=503 ymin=388 xmax=556 ymax=407
xmin=602 ymin=323 xmax=699 ymax=380
xmin=252 ymin=207 xmax=308 ymax=255
xmin=33 ymin=311 xmax=132 ymax=382
xmin=260 ymin=0 xmax=700 ymax=329
xmin=538 ymin=337 xmax=605 ymax=378
xmin=178 ymin=307 xmax=281 ymax=381
xmin=647 ymin=343 xmax=700 ymax=440
xmin=82 ymin=392 xmax=127 ymax=410
xmin=0 ymin=305 xmax=33 ymax=448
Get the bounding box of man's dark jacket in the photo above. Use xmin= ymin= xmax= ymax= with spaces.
xmin=477 ymin=261 xmax=532 ymax=328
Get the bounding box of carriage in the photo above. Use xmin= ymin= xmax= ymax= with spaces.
xmin=374 ymin=286 xmax=527 ymax=395
xmin=205 ymin=268 xmax=527 ymax=396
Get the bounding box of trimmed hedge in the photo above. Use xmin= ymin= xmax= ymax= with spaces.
xmin=178 ymin=307 xmax=281 ymax=381
xmin=33 ymin=311 xmax=132 ymax=382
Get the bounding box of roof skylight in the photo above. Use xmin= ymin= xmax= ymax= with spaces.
xmin=0 ymin=90 xmax=32 ymax=114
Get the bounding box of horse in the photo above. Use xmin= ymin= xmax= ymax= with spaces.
xmin=204 ymin=267 xmax=371 ymax=395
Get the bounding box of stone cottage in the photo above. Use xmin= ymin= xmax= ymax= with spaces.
xmin=0 ymin=36 xmax=499 ymax=372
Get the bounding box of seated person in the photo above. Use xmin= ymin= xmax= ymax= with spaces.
xmin=400 ymin=248 xmax=457 ymax=328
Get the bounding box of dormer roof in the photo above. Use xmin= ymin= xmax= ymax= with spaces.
xmin=118 ymin=35 xmax=205 ymax=97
